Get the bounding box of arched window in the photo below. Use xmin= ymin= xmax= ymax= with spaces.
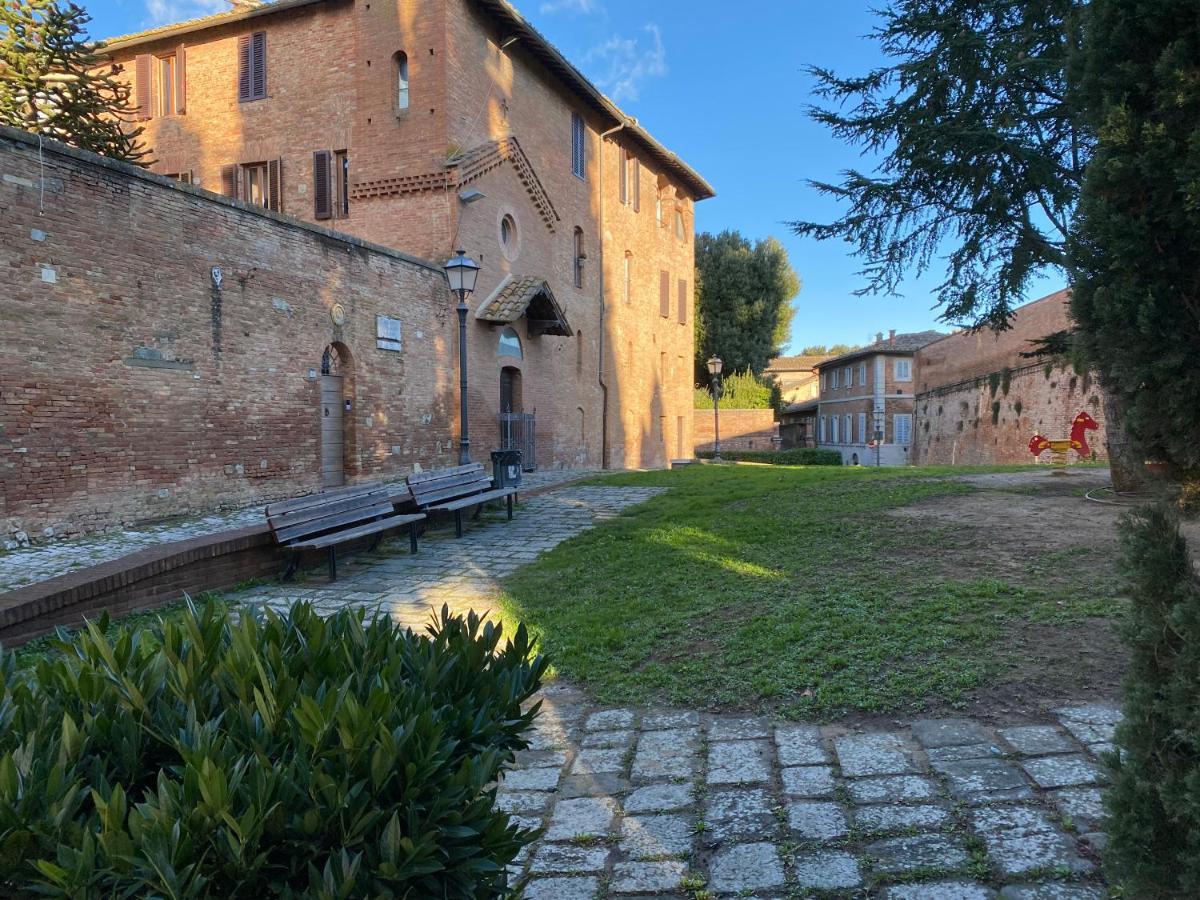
xmin=576 ymin=330 xmax=583 ymax=374
xmin=573 ymin=227 xmax=585 ymax=288
xmin=498 ymin=327 xmax=522 ymax=359
xmin=394 ymin=52 xmax=409 ymax=113
xmin=623 ymin=251 xmax=632 ymax=305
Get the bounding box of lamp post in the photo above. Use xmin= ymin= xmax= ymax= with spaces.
xmin=706 ymin=354 xmax=723 ymax=462
xmin=443 ymin=249 xmax=480 ymax=465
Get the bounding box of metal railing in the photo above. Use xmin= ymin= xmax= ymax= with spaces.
xmin=498 ymin=412 xmax=537 ymax=471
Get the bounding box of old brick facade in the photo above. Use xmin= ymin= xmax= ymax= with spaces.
xmin=911 ymin=291 xmax=1109 ymax=466
xmin=694 ymin=409 xmax=778 ymax=454
xmin=101 ymin=0 xmax=710 ymax=474
xmin=1 ymin=128 xmax=458 ymax=537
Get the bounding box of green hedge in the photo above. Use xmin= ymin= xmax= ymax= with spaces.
xmin=693 ymin=369 xmax=781 ymax=410
xmin=0 ymin=600 xmax=547 ymax=898
xmin=696 ymin=448 xmax=843 ymax=466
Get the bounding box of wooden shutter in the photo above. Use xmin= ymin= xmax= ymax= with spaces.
xmin=221 ymin=164 xmax=240 ymax=199
xmin=678 ymin=278 xmax=687 ymax=324
xmin=267 ymin=157 xmax=282 ymax=212
xmin=175 ymin=45 xmax=187 ymax=114
xmin=632 ymin=159 xmax=640 ymax=212
xmin=251 ymin=32 xmax=266 ymax=99
xmin=659 ymin=270 xmax=670 ymax=318
xmin=134 ymin=54 xmax=152 ymax=119
xmin=237 ymin=35 xmax=251 ymax=101
xmin=618 ymin=147 xmax=627 ymax=204
xmin=313 ymin=150 xmax=332 ymax=219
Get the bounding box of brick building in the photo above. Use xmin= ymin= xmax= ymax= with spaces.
xmin=764 ymin=354 xmax=827 ymax=405
xmin=813 ymin=330 xmax=944 ymax=465
xmin=99 ymin=0 xmax=712 ymax=473
xmin=911 ymin=291 xmax=1109 ymax=466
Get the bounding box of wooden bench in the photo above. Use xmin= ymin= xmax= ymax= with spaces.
xmin=407 ymin=463 xmax=518 ymax=538
xmin=267 ymin=484 xmax=426 ymax=581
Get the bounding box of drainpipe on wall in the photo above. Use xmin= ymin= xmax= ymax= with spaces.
xmin=597 ymin=117 xmax=635 ymax=470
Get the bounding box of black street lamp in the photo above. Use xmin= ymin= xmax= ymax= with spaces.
xmin=706 ymin=354 xmax=723 ymax=462
xmin=443 ymin=249 xmax=480 ymax=465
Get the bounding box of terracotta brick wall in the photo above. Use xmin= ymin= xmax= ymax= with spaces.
xmin=1 ymin=129 xmax=457 ymax=539
xmin=694 ymin=409 xmax=777 ymax=453
xmin=912 ymin=292 xmax=1110 ymax=465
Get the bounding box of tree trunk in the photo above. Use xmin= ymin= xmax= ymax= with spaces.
xmin=1103 ymin=390 xmax=1145 ymax=492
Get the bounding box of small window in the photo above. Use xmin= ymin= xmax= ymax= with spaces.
xmin=242 ymin=162 xmax=269 ymax=207
xmin=334 ymin=150 xmax=350 ymax=218
xmin=238 ymin=31 xmax=267 ymax=102
xmin=573 ymin=227 xmax=585 ymax=288
xmin=832 ymin=369 xmax=840 ymax=389
xmin=859 ymin=361 xmax=867 ymax=385
xmin=394 ymin=51 xmax=410 ymax=113
xmin=831 ymin=416 xmax=840 ymax=444
xmin=156 ymin=53 xmax=177 ymax=116
xmin=894 ymin=358 xmax=912 ymax=381
xmin=894 ymin=413 xmax=913 ymax=444
xmin=655 ymin=194 xmax=663 ymax=225
xmin=844 ymin=415 xmax=852 ymax=444
xmin=498 ymin=327 xmax=522 ymax=359
xmin=818 ymin=416 xmax=825 ymax=443
xmin=857 ymin=413 xmax=867 ymax=442
xmin=623 ymin=251 xmax=632 ymax=304
xmin=501 ymin=214 xmax=517 ymax=250
xmin=677 ymin=278 xmax=687 ymax=324
xmin=674 ymin=208 xmax=685 ymax=240
xmin=632 ymin=158 xmax=640 ymax=212
xmin=576 ymin=330 xmax=583 ymax=374
xmin=571 ymin=112 xmax=585 ymax=179
xmin=845 ymin=365 xmax=852 ymax=388
xmin=619 ymin=147 xmax=628 ymax=205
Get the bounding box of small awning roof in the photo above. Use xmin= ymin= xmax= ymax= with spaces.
xmin=475 ymin=276 xmax=573 ymax=337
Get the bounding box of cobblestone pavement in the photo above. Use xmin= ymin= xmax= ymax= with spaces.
xmin=231 ymin=483 xmax=660 ymax=628
xmin=0 ymin=468 xmax=597 ymax=594
xmin=510 ymin=685 xmax=1116 ymax=899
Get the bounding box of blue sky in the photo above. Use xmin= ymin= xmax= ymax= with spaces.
xmin=86 ymin=0 xmax=1066 ymax=352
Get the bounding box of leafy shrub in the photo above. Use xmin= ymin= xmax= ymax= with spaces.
xmin=695 ymin=448 xmax=842 ymax=466
xmin=1104 ymin=505 xmax=1200 ymax=894
xmin=693 ymin=369 xmax=780 ymax=410
xmin=0 ymin=600 xmax=547 ymax=898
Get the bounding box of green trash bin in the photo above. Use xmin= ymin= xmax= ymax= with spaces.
xmin=491 ymin=449 xmax=523 ymax=489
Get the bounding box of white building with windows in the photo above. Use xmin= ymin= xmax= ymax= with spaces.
xmin=813 ymin=330 xmax=944 ymax=466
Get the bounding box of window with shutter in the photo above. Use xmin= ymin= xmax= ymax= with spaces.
xmin=570 ymin=113 xmax=585 ymax=179
xmin=155 ymin=54 xmax=176 ymax=117
xmin=267 ymin=158 xmax=282 ymax=212
xmin=632 ymin=158 xmax=640 ymax=212
xmin=659 ymin=270 xmax=670 ymax=318
xmin=176 ymin=45 xmax=187 ymax=114
xmin=251 ymin=32 xmax=266 ymax=99
xmin=220 ymin=164 xmax=239 ymax=199
xmin=677 ymin=278 xmax=687 ymax=324
xmin=135 ymin=54 xmax=152 ymax=119
xmin=313 ymin=150 xmax=332 ymax=219
xmin=238 ymin=32 xmax=266 ymax=101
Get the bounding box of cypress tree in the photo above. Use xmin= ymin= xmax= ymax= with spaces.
xmin=0 ymin=0 xmax=148 ymax=164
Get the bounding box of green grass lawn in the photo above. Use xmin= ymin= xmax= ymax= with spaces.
xmin=499 ymin=464 xmax=1124 ymax=720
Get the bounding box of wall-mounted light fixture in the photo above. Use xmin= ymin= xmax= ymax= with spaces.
xmin=458 ymin=188 xmax=486 ymax=204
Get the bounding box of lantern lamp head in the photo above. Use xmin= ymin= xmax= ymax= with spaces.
xmin=706 ymin=355 xmax=723 ymax=377
xmin=443 ymin=249 xmax=481 ymax=299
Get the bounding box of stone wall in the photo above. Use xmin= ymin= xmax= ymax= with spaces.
xmin=694 ymin=409 xmax=778 ymax=454
xmin=1 ymin=127 xmax=456 ymax=540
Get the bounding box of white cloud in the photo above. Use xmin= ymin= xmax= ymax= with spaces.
xmin=539 ymin=0 xmax=599 ymax=13
xmin=144 ymin=0 xmax=225 ymax=27
xmin=583 ymin=24 xmax=667 ymax=104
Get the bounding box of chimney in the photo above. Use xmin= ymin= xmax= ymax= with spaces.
xmin=888 ymin=329 xmax=896 ymax=345
xmin=875 ymin=331 xmax=883 ymax=344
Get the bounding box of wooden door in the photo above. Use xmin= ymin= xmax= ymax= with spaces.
xmin=320 ymin=374 xmax=344 ymax=487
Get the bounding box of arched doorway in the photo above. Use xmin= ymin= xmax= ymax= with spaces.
xmin=500 ymin=365 xmax=522 ymax=414
xmin=320 ymin=343 xmax=351 ymax=487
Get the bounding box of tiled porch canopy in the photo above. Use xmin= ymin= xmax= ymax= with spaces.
xmin=475 ymin=275 xmax=573 ymax=337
